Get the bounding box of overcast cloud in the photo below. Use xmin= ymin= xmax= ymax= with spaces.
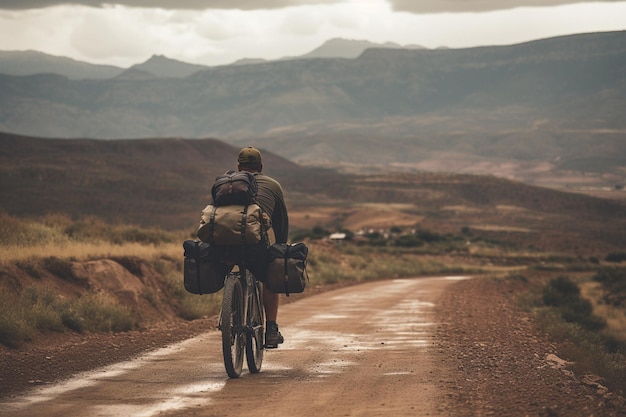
xmin=0 ymin=0 xmax=623 ymax=12
xmin=0 ymin=0 xmax=624 ymax=67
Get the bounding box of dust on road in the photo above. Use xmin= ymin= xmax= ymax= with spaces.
xmin=0 ymin=276 xmax=464 ymax=417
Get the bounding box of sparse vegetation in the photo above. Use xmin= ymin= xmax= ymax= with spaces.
xmin=0 ymin=215 xmax=196 ymax=347
xmin=592 ymin=267 xmax=626 ymax=307
xmin=531 ymin=274 xmax=626 ymax=395
xmin=0 ymin=286 xmax=136 ymax=347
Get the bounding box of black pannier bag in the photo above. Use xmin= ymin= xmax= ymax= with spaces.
xmin=211 ymin=171 xmax=258 ymax=207
xmin=266 ymin=242 xmax=309 ymax=296
xmin=183 ymin=240 xmax=229 ymax=295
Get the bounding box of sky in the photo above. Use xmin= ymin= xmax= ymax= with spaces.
xmin=0 ymin=0 xmax=624 ymax=68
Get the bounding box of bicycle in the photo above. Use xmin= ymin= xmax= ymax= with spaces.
xmin=218 ymin=263 xmax=265 ymax=378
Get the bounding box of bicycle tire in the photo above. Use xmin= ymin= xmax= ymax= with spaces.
xmin=221 ymin=274 xmax=245 ymax=378
xmin=246 ymin=278 xmax=265 ymax=373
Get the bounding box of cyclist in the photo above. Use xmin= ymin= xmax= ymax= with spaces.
xmin=236 ymin=146 xmax=289 ymax=347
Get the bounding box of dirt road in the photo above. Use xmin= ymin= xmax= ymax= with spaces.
xmin=1 ymin=277 xmax=462 ymax=417
xmin=2 ymin=276 xmax=622 ymax=417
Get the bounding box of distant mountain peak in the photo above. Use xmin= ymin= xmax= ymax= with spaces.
xmin=301 ymin=38 xmax=426 ymax=59
xmin=144 ymin=54 xmax=176 ymax=63
xmin=130 ymin=54 xmax=209 ymax=78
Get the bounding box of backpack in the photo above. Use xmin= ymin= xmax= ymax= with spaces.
xmin=266 ymin=242 xmax=309 ymax=296
xmin=211 ymin=171 xmax=258 ymax=206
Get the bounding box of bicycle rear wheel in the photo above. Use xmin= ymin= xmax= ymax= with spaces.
xmin=246 ymin=279 xmax=265 ymax=373
xmin=220 ymin=274 xmax=245 ymax=378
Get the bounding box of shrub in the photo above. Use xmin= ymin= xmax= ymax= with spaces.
xmin=117 ymin=227 xmax=174 ymax=245
xmin=0 ymin=285 xmax=138 ymax=347
xmin=394 ymin=234 xmax=424 ymax=248
xmin=506 ymin=273 xmax=528 ymax=283
xmin=26 ymin=287 xmax=66 ymax=333
xmin=416 ymin=229 xmax=442 ymax=243
xmin=177 ymin=293 xmax=221 ymax=321
xmin=0 ymin=293 xmax=33 ymax=347
xmin=63 ymin=216 xmax=111 ymax=241
xmin=542 ymin=276 xmax=606 ymax=331
xmin=75 ymin=294 xmax=135 ymax=333
xmin=592 ymin=267 xmax=626 ymax=307
xmin=605 ymin=252 xmax=626 ymax=263
xmin=42 ymin=256 xmax=75 ymax=280
xmin=290 ymin=225 xmax=330 ymax=241
xmin=593 ymin=267 xmax=626 ymax=287
xmin=15 ymin=257 xmax=42 ymax=279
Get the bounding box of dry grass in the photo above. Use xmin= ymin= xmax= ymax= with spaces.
xmin=0 ymin=242 xmax=182 ymax=264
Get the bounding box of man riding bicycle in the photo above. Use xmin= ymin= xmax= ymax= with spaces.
xmin=236 ymin=146 xmax=289 ymax=347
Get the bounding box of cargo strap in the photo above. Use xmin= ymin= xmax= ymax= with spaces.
xmin=194 ymin=241 xmax=204 ymax=294
xmin=208 ymin=206 xmax=217 ymax=244
xmin=283 ymin=244 xmax=291 ymax=296
xmin=240 ymin=205 xmax=248 ymax=244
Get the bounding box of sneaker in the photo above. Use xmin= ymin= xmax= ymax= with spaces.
xmin=265 ymin=322 xmax=284 ymax=348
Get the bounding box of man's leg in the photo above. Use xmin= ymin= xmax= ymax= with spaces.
xmin=263 ymin=285 xmax=279 ymax=321
xmin=263 ymin=285 xmax=284 ymax=346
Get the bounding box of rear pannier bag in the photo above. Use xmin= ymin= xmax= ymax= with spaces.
xmin=211 ymin=171 xmax=258 ymax=206
xmin=266 ymin=242 xmax=309 ymax=296
xmin=196 ymin=204 xmax=270 ymax=246
xmin=183 ymin=240 xmax=228 ymax=294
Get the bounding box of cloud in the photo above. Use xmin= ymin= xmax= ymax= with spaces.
xmin=0 ymin=0 xmax=340 ymax=11
xmin=389 ymin=0 xmax=626 ymax=13
xmin=2 ymin=0 xmax=625 ymax=12
xmin=1 ymin=1 xmax=624 ymax=68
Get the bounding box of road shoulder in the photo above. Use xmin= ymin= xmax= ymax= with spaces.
xmin=434 ymin=277 xmax=623 ymax=416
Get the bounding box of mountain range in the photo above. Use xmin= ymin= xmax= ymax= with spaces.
xmin=0 ymin=38 xmax=424 ymax=79
xmin=0 ymin=31 xmax=625 ymax=182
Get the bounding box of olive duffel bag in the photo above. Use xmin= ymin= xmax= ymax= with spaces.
xmin=266 ymin=242 xmax=309 ymax=296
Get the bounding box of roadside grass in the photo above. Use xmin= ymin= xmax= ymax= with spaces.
xmin=306 ymin=246 xmax=484 ymax=286
xmin=0 ymin=286 xmax=136 ymax=348
xmin=0 ymin=253 xmax=221 ymax=348
xmin=519 ymin=271 xmax=626 ymax=395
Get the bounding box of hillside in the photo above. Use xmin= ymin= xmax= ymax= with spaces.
xmin=1 ymin=133 xmax=624 ymax=255
xmin=0 ymin=50 xmax=123 ymax=79
xmin=0 ymin=133 xmax=302 ymax=229
xmin=0 ymin=32 xmax=624 ymax=182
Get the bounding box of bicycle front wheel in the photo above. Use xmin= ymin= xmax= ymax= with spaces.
xmin=220 ymin=275 xmax=245 ymax=378
xmin=246 ymin=280 xmax=265 ymax=373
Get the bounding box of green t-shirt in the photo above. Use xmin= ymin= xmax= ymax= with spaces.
xmin=253 ymin=172 xmax=289 ymax=244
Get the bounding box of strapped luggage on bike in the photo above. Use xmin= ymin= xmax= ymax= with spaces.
xmin=211 ymin=171 xmax=258 ymax=207
xmin=197 ymin=203 xmax=270 ymax=246
xmin=266 ymin=242 xmax=309 ymax=296
xmin=188 ymin=169 xmax=271 ymax=297
xmin=182 ymin=240 xmax=229 ymax=294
